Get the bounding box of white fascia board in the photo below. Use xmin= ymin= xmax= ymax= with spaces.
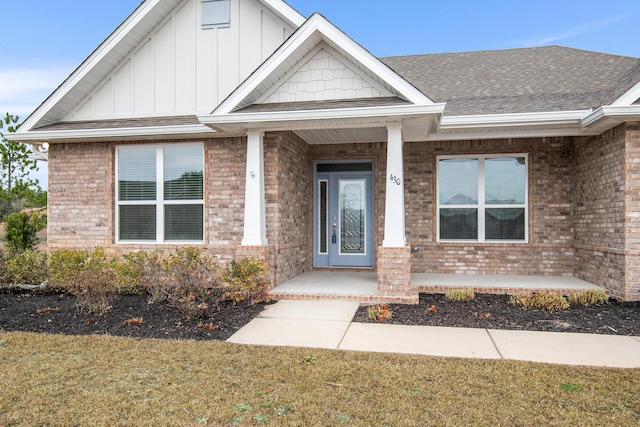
xmin=17 ymin=0 xmax=162 ymax=133
xmin=212 ymin=14 xmax=433 ymax=115
xmin=201 ymin=103 xmax=445 ymax=127
xmin=9 ymin=124 xmax=217 ymax=144
xmin=581 ymin=105 xmax=640 ymax=127
xmin=440 ymin=110 xmax=589 ymax=129
xmin=425 ymin=127 xmax=587 ymax=142
xmin=259 ymin=0 xmax=305 ymax=27
xmin=611 ymin=80 xmax=640 ymax=106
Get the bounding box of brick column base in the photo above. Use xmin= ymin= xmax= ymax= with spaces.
xmin=235 ymin=245 xmax=276 ymax=288
xmin=377 ymin=246 xmax=418 ymax=303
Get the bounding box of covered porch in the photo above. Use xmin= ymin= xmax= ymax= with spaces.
xmin=268 ymin=271 xmax=604 ymax=304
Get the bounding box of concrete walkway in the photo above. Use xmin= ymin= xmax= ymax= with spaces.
xmin=228 ymin=300 xmax=640 ymax=368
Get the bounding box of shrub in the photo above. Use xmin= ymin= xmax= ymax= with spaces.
xmin=6 ymin=249 xmax=48 ymax=285
xmin=127 ymin=251 xmax=170 ymax=303
xmin=567 ymin=289 xmax=609 ymax=306
xmin=48 ymin=249 xmax=88 ymax=291
xmin=161 ymin=248 xmax=220 ymax=320
xmin=367 ymin=304 xmax=392 ymax=322
xmin=0 ymin=248 xmax=8 ymax=285
xmin=222 ymin=257 xmax=271 ymax=304
xmin=3 ymin=210 xmax=47 ymax=252
xmin=131 ymin=251 xmax=169 ymax=302
xmin=509 ymin=292 xmax=569 ymax=312
xmin=48 ymin=247 xmax=119 ymax=315
xmin=116 ymin=251 xmax=154 ymax=295
xmin=445 ymin=287 xmax=475 ymax=302
xmin=164 ymin=247 xmax=219 ymax=290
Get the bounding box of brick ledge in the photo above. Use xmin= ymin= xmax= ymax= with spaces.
xmin=268 ymin=291 xmax=419 ymax=305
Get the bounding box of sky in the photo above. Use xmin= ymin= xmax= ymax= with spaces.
xmin=2 ymin=0 xmax=640 ymax=188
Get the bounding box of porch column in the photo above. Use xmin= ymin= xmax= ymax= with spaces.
xmin=242 ymin=130 xmax=267 ymax=246
xmin=382 ymin=123 xmax=406 ymax=247
xmin=377 ymin=123 xmax=416 ymax=303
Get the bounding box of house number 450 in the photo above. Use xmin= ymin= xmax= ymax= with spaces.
xmin=389 ymin=174 xmax=401 ymax=185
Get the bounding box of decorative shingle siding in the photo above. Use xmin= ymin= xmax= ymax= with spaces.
xmin=404 ymin=137 xmax=575 ymax=277
xmin=264 ymin=48 xmax=391 ymax=104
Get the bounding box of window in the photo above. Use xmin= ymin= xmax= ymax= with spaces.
xmin=437 ymin=154 xmax=527 ymax=242
xmin=116 ymin=144 xmax=204 ymax=243
xmin=202 ymin=0 xmax=230 ymax=28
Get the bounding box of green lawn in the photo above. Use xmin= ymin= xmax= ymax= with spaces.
xmin=1 ymin=332 xmax=638 ymax=426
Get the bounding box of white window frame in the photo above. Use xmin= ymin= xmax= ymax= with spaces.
xmin=437 ymin=153 xmax=528 ymax=243
xmin=115 ymin=143 xmax=205 ymax=244
xmin=201 ymin=0 xmax=231 ymax=29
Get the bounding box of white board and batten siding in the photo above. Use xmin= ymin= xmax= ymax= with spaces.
xmin=67 ymin=0 xmax=295 ymax=121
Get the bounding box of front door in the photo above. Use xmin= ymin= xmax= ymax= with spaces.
xmin=314 ymin=162 xmax=374 ymax=267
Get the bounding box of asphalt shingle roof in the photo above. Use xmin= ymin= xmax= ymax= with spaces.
xmin=381 ymin=46 xmax=640 ymax=116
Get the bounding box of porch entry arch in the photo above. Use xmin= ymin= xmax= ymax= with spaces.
xmin=314 ymin=161 xmax=375 ymax=267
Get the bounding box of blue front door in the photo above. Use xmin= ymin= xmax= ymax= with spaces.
xmin=314 ymin=162 xmax=374 ymax=267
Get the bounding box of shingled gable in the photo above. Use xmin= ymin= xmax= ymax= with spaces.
xmin=199 ymin=13 xmax=444 ymax=136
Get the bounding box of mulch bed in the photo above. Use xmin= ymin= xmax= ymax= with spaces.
xmin=2 ymin=291 xmax=639 ymax=340
xmin=354 ymin=293 xmax=640 ymax=336
xmin=0 ymin=290 xmax=270 ymax=341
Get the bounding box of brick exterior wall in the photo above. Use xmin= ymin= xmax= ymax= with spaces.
xmin=376 ymin=246 xmax=417 ymax=303
xmin=573 ymin=122 xmax=640 ymax=301
xmin=47 ymin=126 xmax=640 ymax=301
xmin=265 ymin=132 xmax=312 ymax=285
xmin=623 ymin=123 xmax=640 ymax=300
xmin=405 ymin=137 xmax=574 ymax=276
xmin=47 ymin=138 xmax=244 ymax=261
xmin=47 ymin=142 xmax=114 ymax=251
xmin=573 ymin=126 xmax=626 ymax=298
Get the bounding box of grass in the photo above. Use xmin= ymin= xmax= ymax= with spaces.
xmin=1 ymin=332 xmax=639 ymax=426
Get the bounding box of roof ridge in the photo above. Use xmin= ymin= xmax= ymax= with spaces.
xmin=380 ymin=45 xmax=639 ymax=61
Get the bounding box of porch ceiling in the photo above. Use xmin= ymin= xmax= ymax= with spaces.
xmin=199 ymin=103 xmax=445 ymax=143
xmin=295 ymin=127 xmax=387 ymax=144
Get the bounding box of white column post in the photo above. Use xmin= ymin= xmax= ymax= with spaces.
xmin=382 ymin=123 xmax=406 ymax=247
xmin=242 ymin=131 xmax=267 ymax=246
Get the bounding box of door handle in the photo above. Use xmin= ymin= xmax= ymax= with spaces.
xmin=332 ymin=216 xmax=337 ymax=243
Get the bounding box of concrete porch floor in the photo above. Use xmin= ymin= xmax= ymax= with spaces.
xmin=268 ymin=271 xmax=604 ymax=304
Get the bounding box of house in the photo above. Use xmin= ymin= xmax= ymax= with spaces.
xmin=12 ymin=0 xmax=640 ymax=302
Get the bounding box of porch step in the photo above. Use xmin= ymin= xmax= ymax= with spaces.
xmin=412 ymin=273 xmax=605 ymax=296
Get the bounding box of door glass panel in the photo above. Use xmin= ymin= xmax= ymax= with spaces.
xmin=317 ymin=163 xmax=373 ymax=172
xmin=339 ymin=179 xmax=365 ymax=255
xmin=319 ymin=180 xmax=328 ymax=254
